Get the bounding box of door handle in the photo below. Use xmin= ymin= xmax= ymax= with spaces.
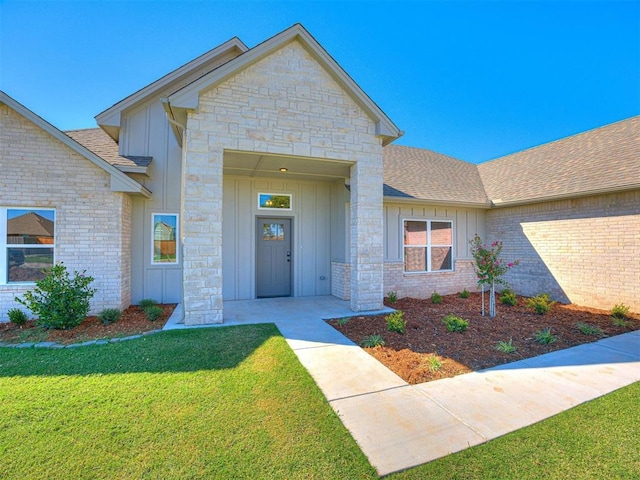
xmin=286 ymin=251 xmax=291 ymax=262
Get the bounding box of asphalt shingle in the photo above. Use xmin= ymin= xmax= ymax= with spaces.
xmin=65 ymin=128 xmax=152 ymax=169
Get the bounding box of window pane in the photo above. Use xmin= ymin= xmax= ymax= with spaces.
xmin=431 ymin=222 xmax=452 ymax=245
xmin=432 ymin=246 xmax=452 ymax=271
xmin=7 ymin=209 xmax=55 ymax=245
xmin=262 ymin=224 xmax=284 ymax=241
xmin=405 ymin=247 xmax=427 ymax=272
xmin=404 ymin=221 xmax=427 ymax=246
xmin=8 ymin=247 xmax=54 ymax=282
xmin=259 ymin=194 xmax=291 ymax=209
xmin=153 ymin=215 xmax=177 ymax=263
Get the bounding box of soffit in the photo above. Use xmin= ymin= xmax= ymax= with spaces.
xmin=224 ymin=151 xmax=352 ymax=182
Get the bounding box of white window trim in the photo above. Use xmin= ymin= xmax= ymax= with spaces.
xmin=151 ymin=213 xmax=180 ymax=265
xmin=257 ymin=193 xmax=292 ymax=211
xmin=0 ymin=207 xmax=56 ymax=285
xmin=402 ymin=218 xmax=454 ymax=274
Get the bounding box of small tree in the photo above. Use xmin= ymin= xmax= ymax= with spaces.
xmin=469 ymin=235 xmax=519 ymax=318
xmin=16 ymin=263 xmax=96 ymax=329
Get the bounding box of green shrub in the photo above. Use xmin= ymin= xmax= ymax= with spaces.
xmin=16 ymin=264 xmax=96 ymax=330
xmin=442 ymin=314 xmax=469 ymax=333
xmin=611 ymin=303 xmax=630 ymax=320
xmin=459 ymin=289 xmax=470 ymax=299
xmin=425 ymin=354 xmax=442 ymax=372
xmin=612 ymin=317 xmax=631 ymax=328
xmin=576 ymin=322 xmax=603 ymax=336
xmin=533 ymin=327 xmax=557 ymax=345
xmin=98 ymin=308 xmax=122 ymax=325
xmin=361 ymin=334 xmax=385 ymax=348
xmin=139 ymin=298 xmax=158 ymax=309
xmin=526 ymin=294 xmax=556 ymax=314
xmin=385 ymin=311 xmax=406 ymax=334
xmin=431 ymin=292 xmax=443 ymax=304
xmin=7 ymin=308 xmax=28 ymax=326
xmin=500 ymin=289 xmax=518 ymax=306
xmin=336 ymin=317 xmax=349 ymax=326
xmin=495 ymin=338 xmax=516 ymax=353
xmin=386 ymin=291 xmax=398 ymax=304
xmin=144 ymin=305 xmax=164 ymax=322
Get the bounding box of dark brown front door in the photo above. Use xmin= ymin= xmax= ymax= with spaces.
xmin=256 ymin=217 xmax=292 ymax=297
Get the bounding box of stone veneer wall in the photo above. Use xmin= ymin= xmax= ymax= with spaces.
xmin=486 ymin=191 xmax=640 ymax=312
xmin=182 ymin=40 xmax=385 ymax=324
xmin=0 ymin=104 xmax=132 ymax=321
xmin=332 ymin=260 xmax=478 ymax=301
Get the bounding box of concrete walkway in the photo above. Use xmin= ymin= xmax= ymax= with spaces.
xmin=165 ymin=296 xmax=640 ymax=476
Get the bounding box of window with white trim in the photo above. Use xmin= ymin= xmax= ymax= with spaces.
xmin=152 ymin=214 xmax=179 ymax=264
xmin=403 ymin=220 xmax=453 ymax=272
xmin=0 ymin=208 xmax=56 ymax=284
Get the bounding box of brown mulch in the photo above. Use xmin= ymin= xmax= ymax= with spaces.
xmin=0 ymin=304 xmax=176 ymax=345
xmin=328 ymin=293 xmax=640 ymax=385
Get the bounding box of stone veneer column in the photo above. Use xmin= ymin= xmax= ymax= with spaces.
xmin=181 ymin=125 xmax=224 ymax=325
xmin=349 ymin=159 xmax=384 ymax=311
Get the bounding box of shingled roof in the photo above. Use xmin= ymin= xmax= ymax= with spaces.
xmin=478 ymin=116 xmax=640 ymax=206
xmin=383 ymin=145 xmax=489 ymax=207
xmin=65 ymin=128 xmax=152 ymax=172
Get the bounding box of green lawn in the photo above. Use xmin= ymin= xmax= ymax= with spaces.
xmin=0 ymin=325 xmax=637 ymax=479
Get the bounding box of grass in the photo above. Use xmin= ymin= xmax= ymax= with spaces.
xmin=0 ymin=325 xmax=375 ymax=479
xmin=1 ymin=325 xmax=638 ymax=479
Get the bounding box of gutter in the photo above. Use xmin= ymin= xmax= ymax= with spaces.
xmin=490 ymin=184 xmax=640 ymax=208
xmin=161 ymin=98 xmax=186 ymax=147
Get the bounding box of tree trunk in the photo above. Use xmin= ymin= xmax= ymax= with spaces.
xmin=489 ymin=280 xmax=496 ymax=318
xmin=481 ymin=284 xmax=485 ymax=317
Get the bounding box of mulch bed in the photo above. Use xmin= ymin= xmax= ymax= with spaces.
xmin=328 ymin=293 xmax=640 ymax=385
xmin=0 ymin=304 xmax=176 ymax=345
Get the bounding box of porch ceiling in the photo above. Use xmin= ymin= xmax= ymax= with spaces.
xmin=224 ymin=151 xmax=353 ymax=182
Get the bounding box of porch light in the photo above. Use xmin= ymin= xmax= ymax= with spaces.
xmin=279 ymin=167 xmax=288 ymax=172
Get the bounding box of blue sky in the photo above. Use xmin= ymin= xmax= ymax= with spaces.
xmin=1 ymin=1 xmax=638 ymax=163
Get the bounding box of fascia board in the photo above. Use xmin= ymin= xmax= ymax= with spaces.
xmin=95 ymin=37 xmax=249 ymax=126
xmin=490 ymin=184 xmax=640 ymax=208
xmin=384 ymin=195 xmax=492 ymax=209
xmin=168 ymin=24 xmax=402 ymax=140
xmin=1 ymin=91 xmax=150 ymax=198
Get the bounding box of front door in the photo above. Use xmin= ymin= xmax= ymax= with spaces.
xmin=256 ymin=217 xmax=292 ymax=297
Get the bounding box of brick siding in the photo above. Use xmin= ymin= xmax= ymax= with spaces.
xmin=0 ymin=105 xmax=132 ymax=321
xmin=486 ymin=191 xmax=640 ymax=312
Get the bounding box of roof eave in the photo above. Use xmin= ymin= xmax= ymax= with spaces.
xmin=0 ymin=91 xmax=151 ymax=198
xmin=167 ymin=24 xmax=402 ymax=142
xmin=384 ymin=195 xmax=492 ymax=209
xmin=95 ymin=37 xmax=249 ymax=141
xmin=490 ymin=184 xmax=640 ymax=208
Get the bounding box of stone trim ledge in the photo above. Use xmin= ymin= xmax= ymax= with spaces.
xmin=0 ymin=329 xmax=163 ymax=349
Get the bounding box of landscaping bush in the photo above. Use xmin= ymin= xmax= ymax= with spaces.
xmin=98 ymin=308 xmax=122 ymax=325
xmin=7 ymin=308 xmax=28 ymax=326
xmin=611 ymin=303 xmax=630 ymax=320
xmin=495 ymin=339 xmax=516 ymax=353
xmin=442 ymin=314 xmax=469 ymax=333
xmin=144 ymin=305 xmax=164 ymax=322
xmin=385 ymin=310 xmax=406 ymax=334
xmin=361 ymin=334 xmax=385 ymax=348
xmin=526 ymin=294 xmax=556 ymax=314
xmin=431 ymin=292 xmax=443 ymax=304
xmin=386 ymin=291 xmax=398 ymax=304
xmin=16 ymin=264 xmax=96 ymax=330
xmin=576 ymin=322 xmax=603 ymax=336
xmin=533 ymin=327 xmax=557 ymax=344
xmin=139 ymin=298 xmax=158 ymax=309
xmin=500 ymin=289 xmax=518 ymax=306
xmin=459 ymin=289 xmax=470 ymax=299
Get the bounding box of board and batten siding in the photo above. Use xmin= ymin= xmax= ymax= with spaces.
xmin=383 ymin=203 xmax=486 ymax=262
xmin=223 ymin=176 xmax=345 ymax=300
xmin=382 ymin=202 xmax=486 ymax=299
xmin=121 ymin=100 xmax=183 ymax=305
